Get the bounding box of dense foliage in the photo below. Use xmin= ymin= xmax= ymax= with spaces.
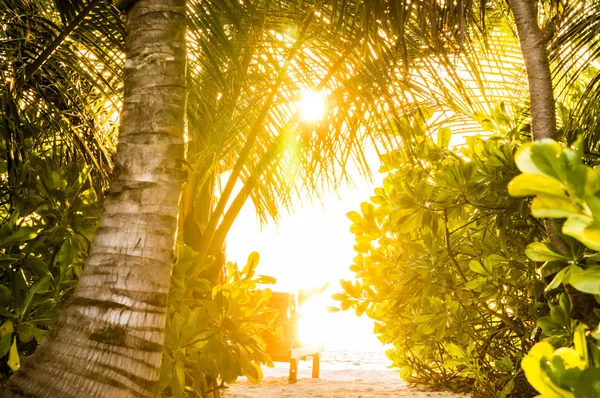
xmin=0 ymin=157 xmax=101 ymax=379
xmin=509 ymin=138 xmax=600 ymax=397
xmin=335 ymin=109 xmax=548 ymax=397
xmin=5 ymin=0 xmax=600 ymax=396
xmin=159 ymin=248 xmax=277 ymax=397
xmin=338 ymin=120 xmax=600 ymax=397
xmin=0 ymin=0 xmax=119 ymax=381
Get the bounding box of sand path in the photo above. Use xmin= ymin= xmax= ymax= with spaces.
xmin=224 ymin=368 xmax=469 ymax=398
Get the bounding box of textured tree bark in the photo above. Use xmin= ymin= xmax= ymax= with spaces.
xmin=511 ymin=0 xmax=557 ymax=141
xmin=2 ymin=0 xmax=187 ymax=396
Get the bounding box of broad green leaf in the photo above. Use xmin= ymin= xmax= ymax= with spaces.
xmin=543 ymin=347 xmax=586 ymax=391
xmin=8 ymin=337 xmax=20 ymax=372
xmin=55 ymin=239 xmax=76 ymax=279
xmin=361 ymin=202 xmax=374 ymax=217
xmin=444 ymin=359 xmax=465 ymax=368
xmin=567 ymin=137 xmax=585 ymax=164
xmin=550 ymin=305 xmax=569 ymax=327
xmin=465 ymin=277 xmax=487 ymax=290
xmin=0 ymin=227 xmax=37 ymax=247
xmin=32 ymin=328 xmax=46 ymax=344
xmin=483 ymin=254 xmax=506 ymax=272
xmin=21 ymin=275 xmax=51 ymax=319
xmin=567 ymin=165 xmax=599 ymax=198
xmin=530 ymin=139 xmax=567 ymax=181
xmin=244 ymin=361 xmax=263 ymax=384
xmin=560 ymin=294 xmax=571 ymax=317
xmin=585 ymin=195 xmax=600 ymax=223
xmin=537 ymin=317 xmax=563 ymax=336
xmin=568 ymin=268 xmax=600 ymax=295
xmin=545 ymin=267 xmax=569 ymax=292
xmin=469 ymin=260 xmax=488 ymax=275
xmin=173 ymin=362 xmax=185 ymax=397
xmin=573 ymin=368 xmax=600 ymax=398
xmin=0 ymin=320 xmax=13 ymax=337
xmin=521 ymin=342 xmax=574 ymax=398
xmin=508 ymin=174 xmax=565 ymax=197
xmin=541 ymin=261 xmax=568 ymax=278
xmin=563 ymin=215 xmax=600 ymax=251
xmin=573 ymin=324 xmax=588 ymax=364
xmin=445 ymin=343 xmax=465 ymax=358
xmin=531 ymin=196 xmax=580 ymax=218
xmin=515 ymin=144 xmax=542 ymax=175
xmin=0 ymin=333 xmax=11 ymax=357
xmin=526 ymin=243 xmax=570 ymax=262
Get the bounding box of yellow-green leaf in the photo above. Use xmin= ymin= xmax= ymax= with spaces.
xmin=508 ymin=174 xmax=565 ymax=197
xmin=521 ymin=342 xmax=574 ymax=398
xmin=0 ymin=320 xmax=13 ymax=337
xmin=515 ymin=144 xmax=545 ymax=176
xmin=242 ymin=251 xmax=260 ymax=278
xmin=437 ymin=127 xmax=451 ymax=148
xmin=8 ymin=337 xmax=20 ymax=372
xmin=525 ymin=243 xmax=569 ymax=262
xmin=469 ymin=260 xmax=488 ymax=275
xmin=563 ymin=215 xmax=600 ymax=251
xmin=531 ymin=196 xmax=580 ymax=218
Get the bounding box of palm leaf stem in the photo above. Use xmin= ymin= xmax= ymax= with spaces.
xmin=195 ymin=7 xmax=317 ymax=261
xmin=210 ymin=30 xmax=369 ymax=252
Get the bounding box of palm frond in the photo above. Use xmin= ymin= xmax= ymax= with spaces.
xmin=0 ymin=0 xmax=124 ymax=187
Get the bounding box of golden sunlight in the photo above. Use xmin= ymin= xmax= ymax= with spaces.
xmin=297 ymin=294 xmax=328 ymax=346
xmin=299 ymin=90 xmax=326 ymax=122
xmin=227 ymin=147 xmax=386 ymax=352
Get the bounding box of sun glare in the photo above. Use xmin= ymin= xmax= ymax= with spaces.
xmin=298 ymin=295 xmax=328 ymax=346
xmin=299 ymin=90 xmax=326 ymax=122
xmin=227 ymin=148 xmax=387 ymax=351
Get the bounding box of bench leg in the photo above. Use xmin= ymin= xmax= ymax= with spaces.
xmin=289 ymin=358 xmax=299 ymax=384
xmin=312 ymin=354 xmax=320 ymax=378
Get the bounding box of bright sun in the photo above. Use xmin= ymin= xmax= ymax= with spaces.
xmin=299 ymin=90 xmax=326 ymax=122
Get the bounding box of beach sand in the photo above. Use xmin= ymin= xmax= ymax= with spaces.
xmin=224 ymin=351 xmax=470 ymax=398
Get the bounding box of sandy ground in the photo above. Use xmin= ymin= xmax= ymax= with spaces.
xmin=224 ymin=366 xmax=470 ymax=398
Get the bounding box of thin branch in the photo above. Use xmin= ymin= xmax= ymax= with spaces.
xmin=444 ymin=208 xmax=468 ymax=283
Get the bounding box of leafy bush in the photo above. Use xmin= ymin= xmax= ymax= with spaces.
xmin=508 ymin=138 xmax=600 ymax=397
xmin=335 ymin=112 xmax=545 ymax=396
xmin=0 ymin=155 xmax=101 ymax=378
xmin=0 ymin=152 xmax=279 ymax=396
xmin=158 ymin=247 xmax=277 ymax=397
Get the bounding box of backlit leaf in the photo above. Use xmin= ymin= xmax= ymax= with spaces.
xmin=526 ymin=242 xmax=569 ymax=262
xmin=508 ymin=174 xmax=565 ymax=197
xmin=531 ymin=195 xmax=580 ymax=218
xmin=563 ymin=215 xmax=600 ymax=251
xmin=8 ymin=337 xmax=20 ymax=372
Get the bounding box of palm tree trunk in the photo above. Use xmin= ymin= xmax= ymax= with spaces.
xmin=2 ymin=0 xmax=187 ymax=396
xmin=510 ymin=0 xmax=556 ymax=140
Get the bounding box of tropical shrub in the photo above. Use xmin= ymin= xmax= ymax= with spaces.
xmin=158 ymin=247 xmax=277 ymax=397
xmin=334 ymin=110 xmax=546 ymax=397
xmin=508 ymin=138 xmax=600 ymax=397
xmin=0 ymin=156 xmax=101 ymax=379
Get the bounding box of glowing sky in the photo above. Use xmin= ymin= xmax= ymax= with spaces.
xmin=226 ymin=160 xmax=387 ymax=352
